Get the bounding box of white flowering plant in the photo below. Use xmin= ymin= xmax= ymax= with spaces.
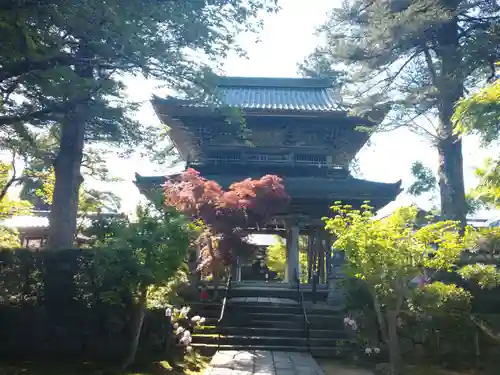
xmin=341 ymin=311 xmax=383 ymax=363
xmin=165 ymin=305 xmax=206 ymax=363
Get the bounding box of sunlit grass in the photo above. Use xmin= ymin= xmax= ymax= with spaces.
xmin=0 ymin=356 xmax=210 ymax=375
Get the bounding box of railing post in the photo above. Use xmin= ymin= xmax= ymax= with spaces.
xmin=295 ymin=267 xmax=310 ymax=353
xmin=217 ymin=273 xmax=232 ymax=349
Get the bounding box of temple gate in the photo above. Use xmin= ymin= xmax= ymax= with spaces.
xmin=135 ymin=76 xmax=401 ymax=302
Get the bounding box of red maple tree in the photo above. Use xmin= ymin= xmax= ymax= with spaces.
xmin=164 ymin=168 xmax=289 ymax=270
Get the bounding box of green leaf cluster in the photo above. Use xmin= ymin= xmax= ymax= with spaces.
xmin=324 ymin=203 xmax=500 ymax=373
xmin=91 ymin=204 xmax=195 ymax=304
xmin=469 ymin=157 xmax=500 ymax=209
xmin=453 ymin=77 xmax=500 ymax=210
xmin=412 ymin=282 xmax=472 ymax=314
xmin=0 ymin=161 xmax=32 ymax=248
xmin=266 ymin=235 xmax=308 ymax=282
xmin=454 ymin=77 xmax=500 ymax=145
xmin=324 ymin=203 xmax=472 ymax=310
xmin=0 ymin=161 xmax=31 ymax=217
xmin=408 ymin=161 xmax=437 ymax=197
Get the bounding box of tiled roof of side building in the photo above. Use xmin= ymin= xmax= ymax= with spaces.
xmin=156 ymin=76 xmax=342 ymax=112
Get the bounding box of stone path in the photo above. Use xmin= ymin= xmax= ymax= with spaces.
xmin=203 ymin=350 xmax=325 ymax=375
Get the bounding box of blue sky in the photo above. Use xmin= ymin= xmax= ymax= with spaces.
xmin=102 ymin=0 xmax=496 ymax=219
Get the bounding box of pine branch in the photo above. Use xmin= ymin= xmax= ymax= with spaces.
xmin=0 ymin=54 xmax=78 ymax=82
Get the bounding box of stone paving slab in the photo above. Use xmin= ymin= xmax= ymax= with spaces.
xmin=203 ymin=350 xmax=325 ymax=375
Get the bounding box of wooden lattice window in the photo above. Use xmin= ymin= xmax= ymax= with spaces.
xmin=246 ymin=153 xmax=289 ymax=163
xmin=206 ymin=151 xmax=241 ymax=164
xmin=294 ymin=154 xmax=327 ymax=165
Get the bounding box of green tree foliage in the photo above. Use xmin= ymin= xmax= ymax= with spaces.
xmin=324 ymin=203 xmax=479 ymax=374
xmin=266 ymin=235 xmax=308 ymax=282
xmin=460 ymin=226 xmax=500 ymax=290
xmin=305 ymin=0 xmax=500 ymax=226
xmin=454 ymin=77 xmax=500 ymax=144
xmin=408 ymin=161 xmax=437 ymax=197
xmin=93 ymin=204 xmax=194 ymax=368
xmin=454 ymin=77 xmax=500 ymax=210
xmin=469 ymin=157 xmax=500 ymax=209
xmin=0 ymin=161 xmax=32 ymax=247
xmin=10 ymin=128 xmax=123 ymax=212
xmin=0 ymin=0 xmax=279 ymax=249
xmin=33 ymin=166 xmax=120 ymax=213
xmin=408 ymin=160 xmax=482 ymax=214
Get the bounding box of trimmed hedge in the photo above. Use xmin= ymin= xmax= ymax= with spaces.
xmin=0 ymin=248 xmax=169 ymax=361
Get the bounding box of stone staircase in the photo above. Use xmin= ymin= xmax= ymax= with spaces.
xmin=207 ymin=281 xmax=329 ymax=302
xmin=190 ymin=284 xmax=348 ymax=357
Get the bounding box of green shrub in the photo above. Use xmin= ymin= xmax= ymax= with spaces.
xmin=0 ymin=248 xmax=187 ymax=362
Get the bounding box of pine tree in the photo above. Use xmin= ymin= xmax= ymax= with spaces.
xmin=304 ymin=0 xmax=500 ymax=225
xmin=0 ymin=0 xmax=279 ymax=248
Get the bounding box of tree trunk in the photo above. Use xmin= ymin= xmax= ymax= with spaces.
xmin=372 ymin=293 xmax=389 ymax=344
xmin=437 ymin=136 xmax=466 ymax=224
xmin=122 ymin=287 xmax=147 ymax=369
xmin=46 ymin=45 xmax=94 ymax=249
xmin=46 ymin=116 xmax=85 ymax=249
xmin=387 ymin=310 xmax=402 ymax=375
xmin=435 ymin=8 xmax=466 ymax=226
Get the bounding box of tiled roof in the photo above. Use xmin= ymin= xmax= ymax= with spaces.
xmin=0 ymin=212 xmax=124 ymax=229
xmin=0 ymin=215 xmax=50 ymax=228
xmin=161 ymin=76 xmax=341 ymax=112
xmin=0 ymin=215 xmax=96 ymax=229
xmin=135 ymin=173 xmax=402 ymax=200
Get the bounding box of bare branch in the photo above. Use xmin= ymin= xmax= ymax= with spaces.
xmin=355 ymin=50 xmax=421 ymax=97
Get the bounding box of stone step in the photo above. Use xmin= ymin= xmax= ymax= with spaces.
xmin=224 ymin=312 xmax=305 ymax=323
xmin=191 ymin=343 xmax=352 ymax=358
xmin=189 ymin=302 xmax=221 ymax=311
xmin=202 ymin=318 xmax=345 ymax=332
xmin=308 ymin=316 xmax=346 ymax=330
xmin=192 ymin=334 xmax=343 ymax=347
xmin=227 ymin=302 xmax=344 ymax=316
xmin=194 ymin=308 xmax=223 ymax=318
xmin=217 ymin=318 xmax=302 ymax=329
xmin=226 ymin=303 xmax=302 ymax=315
xmin=226 ymin=310 xmax=344 ymax=321
xmin=230 ymin=282 xmax=329 ymax=291
xmin=193 ymin=304 xmax=345 ymax=324
xmin=196 ymin=326 xmax=347 ymax=339
xmin=228 ymin=288 xmax=328 ymax=301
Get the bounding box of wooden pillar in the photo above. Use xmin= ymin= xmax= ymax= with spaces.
xmin=231 ymin=257 xmax=241 ymax=282
xmin=231 ymin=258 xmax=237 ymax=281
xmin=318 ymin=247 xmax=325 ymax=284
xmin=325 ymin=234 xmax=332 ymax=280
xmin=286 ymin=223 xmax=300 ymax=284
xmin=312 ymin=229 xmax=320 ymax=277
xmin=307 ymin=231 xmax=313 ymax=283
xmin=320 ymin=230 xmax=331 ymax=284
